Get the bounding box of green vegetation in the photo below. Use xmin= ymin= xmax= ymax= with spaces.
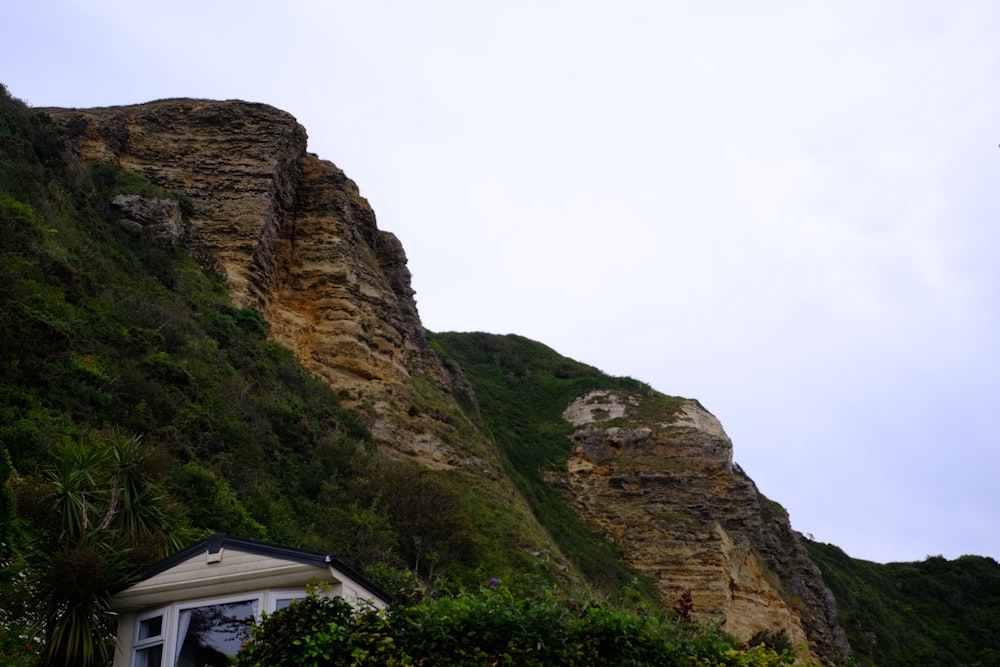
xmin=233 ymin=585 xmax=796 ymax=666
xmin=430 ymin=332 xmax=665 ymax=599
xmin=14 ymin=431 xmax=179 ymax=667
xmin=806 ymin=540 xmax=1000 ymax=666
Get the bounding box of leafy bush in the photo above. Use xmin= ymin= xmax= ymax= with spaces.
xmin=234 ymin=586 xmax=795 ymax=667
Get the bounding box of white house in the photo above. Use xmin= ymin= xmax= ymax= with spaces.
xmin=110 ymin=533 xmax=391 ymax=667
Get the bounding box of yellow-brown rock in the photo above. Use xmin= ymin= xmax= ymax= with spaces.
xmin=555 ymin=390 xmax=850 ymax=663
xmin=45 ymin=99 xmax=463 ymax=466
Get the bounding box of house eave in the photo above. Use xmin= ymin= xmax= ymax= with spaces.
xmin=111 ymin=560 xmax=333 ymax=612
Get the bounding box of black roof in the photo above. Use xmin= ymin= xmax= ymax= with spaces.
xmin=140 ymin=533 xmax=392 ymax=604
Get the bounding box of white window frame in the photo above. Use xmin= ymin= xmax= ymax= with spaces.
xmin=131 ymin=607 xmax=168 ymax=667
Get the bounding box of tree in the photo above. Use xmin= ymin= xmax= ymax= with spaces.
xmin=375 ymin=462 xmax=478 ymax=581
xmin=14 ymin=430 xmax=182 ymax=667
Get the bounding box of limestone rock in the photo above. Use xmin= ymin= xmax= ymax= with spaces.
xmin=45 ymin=99 xmax=457 ymax=466
xmin=110 ymin=194 xmax=187 ymax=244
xmin=556 ymin=391 xmax=851 ymax=663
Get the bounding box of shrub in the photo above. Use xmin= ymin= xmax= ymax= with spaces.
xmin=235 ymin=586 xmax=795 ymax=667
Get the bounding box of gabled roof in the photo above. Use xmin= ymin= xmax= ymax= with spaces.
xmin=113 ymin=533 xmax=391 ymax=611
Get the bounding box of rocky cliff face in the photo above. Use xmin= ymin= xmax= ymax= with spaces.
xmin=45 ymin=99 xmax=849 ymax=661
xmin=46 ymin=99 xmax=475 ymax=469
xmin=554 ymin=390 xmax=851 ymax=663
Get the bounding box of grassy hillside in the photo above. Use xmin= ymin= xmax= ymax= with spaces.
xmin=430 ymin=331 xmax=665 ymax=600
xmin=0 ymin=82 xmax=643 ymax=615
xmin=805 ymin=540 xmax=1000 ymax=666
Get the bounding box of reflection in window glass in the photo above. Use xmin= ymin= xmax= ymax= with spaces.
xmin=174 ymin=599 xmax=257 ymax=667
xmin=134 ymin=643 xmax=163 ymax=667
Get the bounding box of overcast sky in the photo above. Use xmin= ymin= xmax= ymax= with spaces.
xmin=6 ymin=0 xmax=999 ymax=564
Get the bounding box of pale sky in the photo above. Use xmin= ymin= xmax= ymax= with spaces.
xmin=5 ymin=0 xmax=999 ymax=564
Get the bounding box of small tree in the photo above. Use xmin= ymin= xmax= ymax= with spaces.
xmin=15 ymin=430 xmax=182 ymax=667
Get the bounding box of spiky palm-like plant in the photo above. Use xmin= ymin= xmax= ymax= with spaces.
xmin=25 ymin=431 xmax=181 ymax=667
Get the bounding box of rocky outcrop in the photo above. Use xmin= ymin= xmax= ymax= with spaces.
xmin=110 ymin=194 xmax=188 ymax=244
xmin=45 ymin=99 xmax=466 ymax=467
xmin=554 ymin=390 xmax=851 ymax=663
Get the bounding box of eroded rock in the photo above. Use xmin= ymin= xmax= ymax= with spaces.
xmin=556 ymin=390 xmax=851 ymax=663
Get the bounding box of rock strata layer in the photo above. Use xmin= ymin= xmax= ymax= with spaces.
xmin=555 ymin=390 xmax=851 ymax=663
xmin=46 ymin=99 xmax=464 ymax=467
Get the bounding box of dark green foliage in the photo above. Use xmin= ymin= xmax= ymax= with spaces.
xmin=7 ymin=430 xmax=180 ymax=667
xmin=314 ymin=459 xmax=480 ymax=585
xmin=167 ymin=461 xmax=267 ymax=538
xmin=234 ymin=586 xmax=795 ymax=666
xmin=806 ymin=540 xmax=1000 ymax=666
xmin=0 ymin=446 xmax=14 ymax=561
xmin=430 ymin=332 xmax=660 ymax=598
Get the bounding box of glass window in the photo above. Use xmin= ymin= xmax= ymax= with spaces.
xmin=134 ymin=644 xmax=163 ymax=667
xmin=137 ymin=615 xmax=162 ymax=641
xmin=174 ymin=599 xmax=258 ymax=667
xmin=274 ymin=596 xmax=305 ymax=611
xmin=133 ymin=610 xmax=165 ymax=667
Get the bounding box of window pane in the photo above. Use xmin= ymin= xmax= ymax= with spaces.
xmin=274 ymin=597 xmax=304 ymax=610
xmin=138 ymin=615 xmax=163 ymax=640
xmin=175 ymin=600 xmax=257 ymax=667
xmin=134 ymin=643 xmax=163 ymax=667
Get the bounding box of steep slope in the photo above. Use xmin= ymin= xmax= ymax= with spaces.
xmin=432 ymin=332 xmax=851 ymax=663
xmin=45 ymin=99 xmax=462 ymax=468
xmin=557 ymin=390 xmax=848 ymax=662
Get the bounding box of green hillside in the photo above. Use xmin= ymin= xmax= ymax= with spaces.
xmin=0 ymin=81 xmax=773 ymax=666
xmin=805 ymin=540 xmax=1000 ymax=666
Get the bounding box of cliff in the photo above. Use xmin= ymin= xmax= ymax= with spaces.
xmin=557 ymin=390 xmax=850 ymax=661
xmin=43 ymin=99 xmax=849 ymax=662
xmin=46 ymin=99 xmax=476 ymax=469
xmin=432 ymin=332 xmax=852 ymax=663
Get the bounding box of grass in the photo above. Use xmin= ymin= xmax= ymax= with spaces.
xmin=430 ymin=332 xmax=665 ymax=602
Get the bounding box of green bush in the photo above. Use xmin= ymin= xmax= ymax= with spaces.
xmin=234 ymin=586 xmax=795 ymax=667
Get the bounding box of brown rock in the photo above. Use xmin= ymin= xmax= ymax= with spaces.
xmin=557 ymin=391 xmax=851 ymax=663
xmin=46 ymin=99 xmax=456 ymax=465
